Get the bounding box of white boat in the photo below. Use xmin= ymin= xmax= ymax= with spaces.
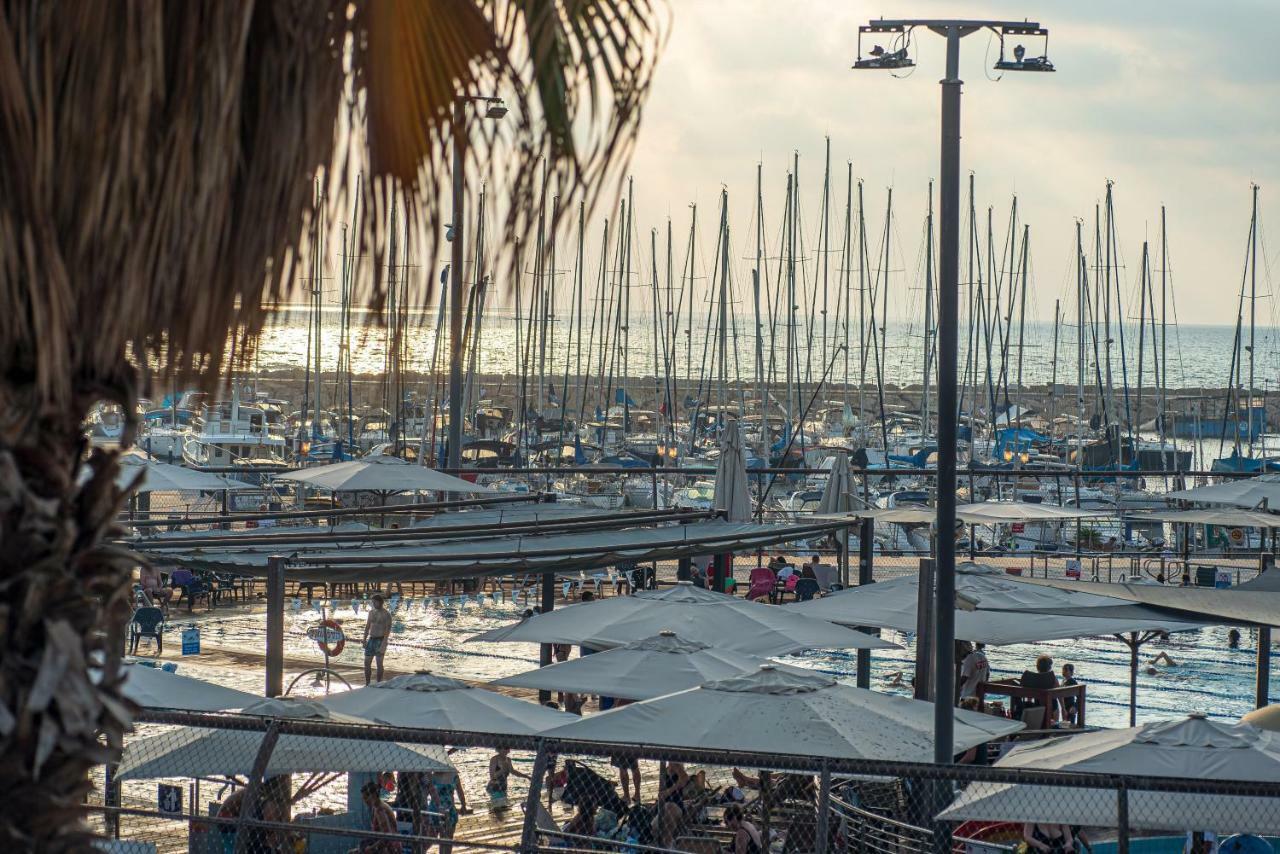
xmin=671 ymin=481 xmax=715 ymax=511
xmin=555 ymin=474 xmax=625 ymax=509
xmin=183 ymin=393 xmax=287 ymax=468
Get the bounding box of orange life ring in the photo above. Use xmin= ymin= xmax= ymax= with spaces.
xmin=315 ymin=619 xmax=345 ymax=657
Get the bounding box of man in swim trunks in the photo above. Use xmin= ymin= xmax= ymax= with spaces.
xmin=362 ymin=593 xmax=392 ymax=684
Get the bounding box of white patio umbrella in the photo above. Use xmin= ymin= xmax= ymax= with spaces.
xmin=940 ymin=715 xmax=1280 ymax=834
xmin=1166 ymin=473 xmax=1280 ymax=509
xmin=956 ymin=502 xmax=1103 ymax=523
xmin=112 ymin=450 xmax=256 ymax=492
xmin=714 ymin=424 xmax=752 ymax=522
xmin=490 ymin=631 xmax=808 ymax=701
xmin=468 ymin=580 xmax=898 ymax=657
xmin=116 ymin=697 xmax=452 ymax=780
xmin=1140 ymin=508 xmax=1280 ymax=528
xmin=319 ymin=672 xmax=575 ymax=735
xmin=817 ymin=450 xmax=857 ymax=514
xmin=274 ymin=455 xmax=491 ymax=494
xmin=544 ymin=665 xmax=1023 ymax=760
xmin=786 ymin=563 xmax=1204 ymax=645
xmin=118 ymin=663 xmax=259 ymax=711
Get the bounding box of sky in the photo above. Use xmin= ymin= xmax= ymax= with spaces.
xmin=604 ymin=0 xmax=1280 ymax=326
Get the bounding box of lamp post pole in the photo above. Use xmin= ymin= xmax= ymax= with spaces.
xmin=853 ymin=18 xmax=1052 ymax=770
xmin=447 ymin=96 xmax=467 ymax=471
xmin=933 ymin=22 xmax=965 ymax=768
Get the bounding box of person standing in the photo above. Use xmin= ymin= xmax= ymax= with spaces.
xmin=959 ymin=642 xmax=990 ymax=699
xmin=1060 ymin=663 xmax=1081 ymax=726
xmin=362 ymin=593 xmax=392 ymax=685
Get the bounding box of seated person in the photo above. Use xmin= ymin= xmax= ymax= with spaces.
xmin=138 ymin=565 xmax=173 ymax=605
xmin=723 ymin=804 xmax=764 ymax=854
xmin=1016 ymin=654 xmax=1058 ymax=715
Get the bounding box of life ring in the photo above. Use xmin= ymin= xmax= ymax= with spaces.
xmin=309 ymin=619 xmax=345 ymax=657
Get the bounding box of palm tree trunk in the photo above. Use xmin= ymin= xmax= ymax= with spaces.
xmin=0 ymin=379 xmax=138 ymax=849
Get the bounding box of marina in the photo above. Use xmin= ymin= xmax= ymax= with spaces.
xmin=5 ymin=3 xmax=1280 ymax=854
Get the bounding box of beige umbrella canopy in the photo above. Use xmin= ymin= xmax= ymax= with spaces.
xmin=713 ymin=425 xmax=752 ymax=522
xmin=1140 ymin=508 xmax=1280 ymax=527
xmin=544 ymin=665 xmax=1023 ymax=761
xmin=275 ymin=455 xmax=492 ymax=493
xmin=1166 ymin=474 xmax=1280 ymax=509
xmin=1242 ymin=704 xmax=1280 ymax=732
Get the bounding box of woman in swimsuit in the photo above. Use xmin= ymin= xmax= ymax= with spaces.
xmin=487 ymin=748 xmax=529 ymax=805
xmin=1023 ymin=822 xmax=1074 ymax=854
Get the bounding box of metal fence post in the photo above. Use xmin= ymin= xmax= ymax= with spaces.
xmin=233 ymin=721 xmax=281 ymax=854
xmin=519 ymin=742 xmax=551 ymax=853
xmin=816 ymin=762 xmax=831 ymax=854
xmin=539 ymin=573 xmax=555 ymax=705
xmin=266 ymin=556 xmax=286 ymax=698
xmin=1116 ymin=778 xmax=1130 ymax=854
xmin=856 ymin=517 xmax=875 ymax=688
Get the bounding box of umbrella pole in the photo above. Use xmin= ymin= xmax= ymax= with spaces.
xmin=266 ymin=556 xmax=286 ymax=698
xmin=538 ymin=572 xmax=554 ymax=705
xmin=1260 ymin=555 xmax=1274 ymax=709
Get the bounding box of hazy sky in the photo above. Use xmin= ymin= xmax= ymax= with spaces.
xmin=612 ymin=0 xmax=1279 ymax=326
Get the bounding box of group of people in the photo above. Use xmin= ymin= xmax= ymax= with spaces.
xmin=957 ymin=646 xmax=1084 ymax=727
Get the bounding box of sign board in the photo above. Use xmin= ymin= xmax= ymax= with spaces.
xmin=181 ymin=627 xmax=201 ymax=656
xmin=158 ymin=783 xmax=182 ymax=815
xmin=230 ymin=490 xmax=270 ymax=512
xmin=1065 ymin=559 xmax=1082 ymax=579
xmin=1011 ymin=523 xmax=1025 ymax=533
xmin=1216 ymin=570 xmax=1233 ymax=589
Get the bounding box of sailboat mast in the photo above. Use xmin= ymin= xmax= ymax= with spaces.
xmin=1076 ymin=220 xmax=1087 ymax=469
xmin=718 ymin=189 xmax=730 ymax=417
xmin=1159 ymin=206 xmax=1170 ymax=464
xmin=821 ymin=138 xmax=831 ymax=373
xmin=922 ymin=181 xmax=934 ymax=439
xmin=1249 ymin=183 xmax=1259 ymax=456
xmin=754 ymin=163 xmax=766 ymax=426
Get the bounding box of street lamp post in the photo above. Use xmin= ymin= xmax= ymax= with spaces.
xmin=447 ymin=95 xmax=507 ymax=471
xmin=852 ymin=17 xmax=1054 ymax=770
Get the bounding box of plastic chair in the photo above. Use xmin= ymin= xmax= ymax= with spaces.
xmin=745 ymin=567 xmax=777 ymax=602
xmin=129 ymin=606 xmax=165 ymax=655
xmin=794 ymin=578 xmax=820 ymax=602
xmin=169 ymin=569 xmax=209 ymax=611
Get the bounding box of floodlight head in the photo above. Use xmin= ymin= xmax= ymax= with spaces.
xmin=853 ymin=22 xmax=914 ymax=70
xmin=995 ymin=25 xmax=1055 ymax=72
xmin=485 ymin=100 xmax=508 ymax=119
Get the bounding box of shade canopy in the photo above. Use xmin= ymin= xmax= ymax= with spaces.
xmin=275 ymin=455 xmax=492 ymax=494
xmin=1012 ymin=571 xmax=1280 ymax=628
xmin=544 ymin=665 xmax=1023 ymax=761
xmin=714 ymin=425 xmax=752 ymax=522
xmin=1166 ymin=474 xmax=1280 ymax=509
xmin=319 ymin=672 xmax=576 ymax=735
xmin=1138 ymin=508 xmax=1280 ymax=528
xmin=818 ymin=502 xmax=1103 ymax=526
xmin=113 ymin=451 xmax=256 ymax=493
xmin=469 ymin=581 xmax=897 ymax=656
xmin=118 ymin=663 xmax=259 ymax=711
xmin=940 ymin=716 xmax=1280 ymax=834
xmin=138 ymin=520 xmax=845 ymax=583
xmin=786 ymin=563 xmax=1206 ymax=645
xmin=490 ymin=631 xmax=805 ymax=701
xmin=117 ymin=698 xmax=452 ymax=780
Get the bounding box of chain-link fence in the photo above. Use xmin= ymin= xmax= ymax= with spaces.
xmin=87 ymin=709 xmax=1280 ymax=854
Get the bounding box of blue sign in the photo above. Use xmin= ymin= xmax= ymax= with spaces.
xmin=181 ymin=627 xmax=201 ymax=656
xmin=158 ymin=783 xmax=182 ymax=815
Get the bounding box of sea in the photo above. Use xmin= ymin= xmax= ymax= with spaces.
xmin=254 ymin=307 xmax=1280 ymax=392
